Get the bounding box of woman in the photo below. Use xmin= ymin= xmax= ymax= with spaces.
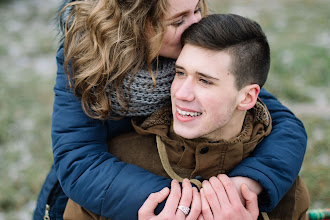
xmin=33 ymin=0 xmax=307 ymax=219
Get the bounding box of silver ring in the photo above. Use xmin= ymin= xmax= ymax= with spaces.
xmin=178 ymin=205 xmax=190 ymax=215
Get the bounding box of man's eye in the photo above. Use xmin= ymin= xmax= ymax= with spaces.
xmin=176 ymin=71 xmax=185 ymax=76
xmin=200 ymin=78 xmax=211 ymax=84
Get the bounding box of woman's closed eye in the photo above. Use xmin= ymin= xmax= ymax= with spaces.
xmin=170 ymin=2 xmax=201 ymax=27
xmin=171 ymin=19 xmax=185 ymax=27
xmin=194 ymin=7 xmax=201 ymax=14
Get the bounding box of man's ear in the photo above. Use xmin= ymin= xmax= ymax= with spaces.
xmin=237 ymin=84 xmax=260 ymax=111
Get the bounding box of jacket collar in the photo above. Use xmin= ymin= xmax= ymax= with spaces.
xmin=132 ymin=98 xmax=272 ymax=146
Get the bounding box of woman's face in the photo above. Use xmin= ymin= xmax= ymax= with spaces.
xmin=159 ymin=0 xmax=202 ymax=59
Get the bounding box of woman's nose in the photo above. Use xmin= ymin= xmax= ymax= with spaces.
xmin=192 ymin=13 xmax=202 ymax=24
xmin=186 ymin=12 xmax=202 ymax=28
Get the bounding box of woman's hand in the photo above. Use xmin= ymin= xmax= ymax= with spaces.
xmin=200 ymin=174 xmax=259 ymax=220
xmin=138 ymin=179 xmax=201 ymax=220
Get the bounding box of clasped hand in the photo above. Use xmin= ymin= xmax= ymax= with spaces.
xmin=138 ymin=175 xmax=259 ymax=220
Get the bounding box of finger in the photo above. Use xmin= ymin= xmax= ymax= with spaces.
xmin=163 ymin=179 xmax=182 ymax=213
xmin=218 ymin=174 xmax=242 ymax=206
xmin=138 ymin=187 xmax=170 ymax=218
xmin=241 ymin=184 xmax=259 ymax=219
xmin=187 ymin=187 xmax=201 ymax=220
xmin=176 ymin=179 xmax=193 ymax=217
xmin=209 ymin=176 xmax=230 ymax=209
xmin=200 ymin=188 xmax=213 ymax=220
xmin=197 ymin=214 xmax=205 ymax=220
xmin=202 ymin=180 xmax=221 ymax=215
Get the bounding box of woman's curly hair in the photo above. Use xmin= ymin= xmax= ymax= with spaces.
xmin=59 ymin=0 xmax=208 ymax=120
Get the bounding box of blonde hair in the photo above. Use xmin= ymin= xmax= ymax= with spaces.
xmin=60 ymin=0 xmax=208 ymax=120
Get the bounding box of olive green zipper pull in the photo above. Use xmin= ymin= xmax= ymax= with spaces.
xmin=43 ymin=204 xmax=50 ymax=220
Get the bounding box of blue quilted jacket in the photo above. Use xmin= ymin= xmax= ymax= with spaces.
xmin=33 ymin=47 xmax=307 ymax=220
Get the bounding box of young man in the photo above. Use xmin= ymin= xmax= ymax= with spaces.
xmin=64 ymin=14 xmax=309 ymax=219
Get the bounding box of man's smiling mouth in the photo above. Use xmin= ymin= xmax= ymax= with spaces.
xmin=177 ymin=107 xmax=202 ymax=117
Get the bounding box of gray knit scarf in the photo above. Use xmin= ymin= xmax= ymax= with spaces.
xmin=108 ymin=56 xmax=176 ymax=117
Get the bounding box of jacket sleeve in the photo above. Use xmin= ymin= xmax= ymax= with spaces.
xmin=228 ymin=88 xmax=307 ymax=212
xmin=52 ymin=47 xmax=171 ymax=219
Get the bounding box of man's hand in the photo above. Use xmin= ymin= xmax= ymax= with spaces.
xmin=138 ymin=179 xmax=201 ymax=220
xmin=230 ymin=176 xmax=262 ymax=205
xmin=200 ymin=174 xmax=259 ymax=220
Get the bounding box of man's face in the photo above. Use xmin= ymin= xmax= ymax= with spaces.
xmin=171 ymin=44 xmax=242 ymax=141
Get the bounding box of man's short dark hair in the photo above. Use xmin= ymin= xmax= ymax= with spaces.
xmin=182 ymin=14 xmax=270 ymax=89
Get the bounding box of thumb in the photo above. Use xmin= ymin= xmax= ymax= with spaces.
xmin=139 ymin=187 xmax=170 ymax=218
xmin=241 ymin=184 xmax=259 ymax=219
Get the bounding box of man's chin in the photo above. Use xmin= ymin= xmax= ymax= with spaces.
xmin=173 ymin=126 xmax=199 ymax=140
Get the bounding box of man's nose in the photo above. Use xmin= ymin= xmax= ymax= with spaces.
xmin=174 ymin=80 xmax=195 ymax=102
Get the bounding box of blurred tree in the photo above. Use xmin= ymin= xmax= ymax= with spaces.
xmin=0 ymin=0 xmax=11 ymax=5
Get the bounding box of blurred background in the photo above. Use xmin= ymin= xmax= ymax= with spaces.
xmin=0 ymin=0 xmax=329 ymax=219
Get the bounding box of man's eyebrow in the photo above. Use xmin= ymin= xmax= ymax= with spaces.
xmin=175 ymin=64 xmax=185 ymax=69
xmin=168 ymin=0 xmax=201 ymax=20
xmin=196 ymin=71 xmax=219 ymax=81
xmin=175 ymin=64 xmax=219 ymax=81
